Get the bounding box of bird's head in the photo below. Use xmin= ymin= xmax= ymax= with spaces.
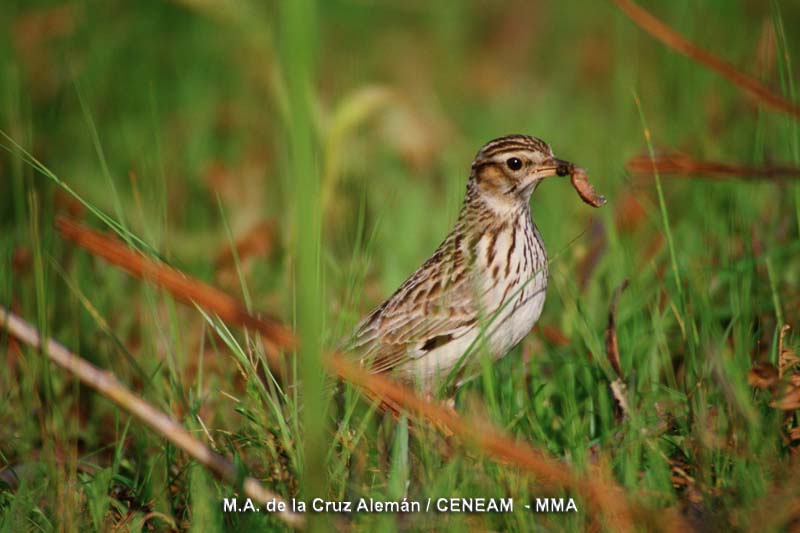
xmin=470 ymin=134 xmax=571 ymax=208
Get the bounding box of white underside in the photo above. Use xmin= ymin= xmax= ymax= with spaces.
xmin=397 ymin=219 xmax=548 ymax=391
xmin=400 ymin=289 xmax=545 ymax=391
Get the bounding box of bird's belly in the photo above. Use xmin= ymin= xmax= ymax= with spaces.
xmin=398 ymin=271 xmax=547 ymax=391
xmin=400 ymin=331 xmax=482 ymax=391
xmin=484 ymin=272 xmax=547 ymax=359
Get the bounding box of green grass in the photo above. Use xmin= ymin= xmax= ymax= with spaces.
xmin=2 ymin=0 xmax=800 ymax=531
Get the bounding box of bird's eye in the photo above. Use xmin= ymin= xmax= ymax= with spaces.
xmin=506 ymin=157 xmax=522 ymax=171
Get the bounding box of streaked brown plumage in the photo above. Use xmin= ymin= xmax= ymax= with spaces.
xmin=349 ymin=135 xmax=574 ymax=393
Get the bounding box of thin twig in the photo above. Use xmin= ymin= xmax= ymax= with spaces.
xmin=0 ymin=307 xmax=304 ymax=529
xmin=626 ymin=153 xmax=800 ymax=181
xmin=613 ymin=0 xmax=800 ymax=119
xmin=55 ymin=217 xmax=295 ymax=349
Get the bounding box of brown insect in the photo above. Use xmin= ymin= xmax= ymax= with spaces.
xmin=557 ymin=162 xmax=606 ymax=207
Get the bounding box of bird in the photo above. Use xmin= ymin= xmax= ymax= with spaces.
xmin=347 ymin=134 xmax=576 ymax=394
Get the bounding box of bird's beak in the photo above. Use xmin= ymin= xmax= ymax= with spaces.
xmin=554 ymin=158 xmax=573 ymax=177
xmin=539 ymin=157 xmax=573 ymax=178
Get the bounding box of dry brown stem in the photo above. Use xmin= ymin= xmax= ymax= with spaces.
xmin=613 ymin=0 xmax=800 ymax=119
xmin=626 ymin=153 xmax=800 ymax=182
xmin=0 ymin=307 xmax=304 ymax=529
xmin=56 ymin=217 xmax=295 ymax=349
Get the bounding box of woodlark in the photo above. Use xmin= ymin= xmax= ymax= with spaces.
xmin=349 ymin=135 xmax=600 ymax=393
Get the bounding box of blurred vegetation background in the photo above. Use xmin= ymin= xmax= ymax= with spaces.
xmin=2 ymin=0 xmax=800 ymax=531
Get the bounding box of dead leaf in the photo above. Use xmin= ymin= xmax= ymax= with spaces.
xmin=780 ymin=349 xmax=800 ymax=376
xmin=747 ymin=363 xmax=779 ymax=391
xmin=769 ymin=382 xmax=800 ymax=411
xmin=786 ymin=426 xmax=800 ymax=444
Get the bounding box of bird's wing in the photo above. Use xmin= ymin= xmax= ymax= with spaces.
xmin=348 ymin=251 xmax=478 ymax=375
